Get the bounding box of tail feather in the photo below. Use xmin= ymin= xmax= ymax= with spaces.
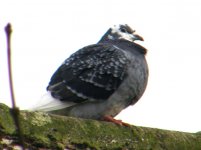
xmin=29 ymin=92 xmax=76 ymax=112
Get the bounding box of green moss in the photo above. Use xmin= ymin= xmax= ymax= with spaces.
xmin=0 ymin=103 xmax=15 ymax=134
xmin=23 ymin=111 xmax=52 ymax=127
xmin=0 ymin=103 xmax=201 ymax=149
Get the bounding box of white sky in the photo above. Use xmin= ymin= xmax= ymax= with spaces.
xmin=0 ymin=0 xmax=201 ymax=133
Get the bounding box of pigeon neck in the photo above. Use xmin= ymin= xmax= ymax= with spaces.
xmin=101 ymin=39 xmax=147 ymax=55
xmin=98 ymin=29 xmax=113 ymax=43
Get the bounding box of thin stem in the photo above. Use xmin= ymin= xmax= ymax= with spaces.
xmin=5 ymin=23 xmax=25 ymax=149
xmin=5 ymin=23 xmax=16 ymax=108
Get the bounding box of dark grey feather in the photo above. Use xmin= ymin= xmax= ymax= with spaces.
xmin=47 ymin=44 xmax=130 ymax=101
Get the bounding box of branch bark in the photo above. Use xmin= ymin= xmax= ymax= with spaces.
xmin=0 ymin=103 xmax=200 ymax=150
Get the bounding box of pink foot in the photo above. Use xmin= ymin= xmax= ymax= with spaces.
xmin=102 ymin=115 xmax=130 ymax=127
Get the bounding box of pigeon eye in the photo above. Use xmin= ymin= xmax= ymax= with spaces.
xmin=120 ymin=28 xmax=127 ymax=33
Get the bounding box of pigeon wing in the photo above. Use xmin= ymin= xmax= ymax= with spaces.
xmin=47 ymin=43 xmax=129 ymax=102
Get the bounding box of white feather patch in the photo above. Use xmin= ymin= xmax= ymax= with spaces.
xmin=29 ymin=92 xmax=76 ymax=112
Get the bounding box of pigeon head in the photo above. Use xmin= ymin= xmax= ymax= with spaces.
xmin=99 ymin=24 xmax=144 ymax=43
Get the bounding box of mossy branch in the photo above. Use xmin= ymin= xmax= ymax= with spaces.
xmin=0 ymin=103 xmax=201 ymax=150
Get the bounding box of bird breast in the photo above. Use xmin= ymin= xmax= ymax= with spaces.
xmin=104 ymin=51 xmax=149 ymax=116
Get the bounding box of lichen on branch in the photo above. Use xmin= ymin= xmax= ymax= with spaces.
xmin=0 ymin=103 xmax=201 ymax=150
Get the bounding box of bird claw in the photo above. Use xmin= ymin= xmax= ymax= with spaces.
xmin=102 ymin=115 xmax=130 ymax=127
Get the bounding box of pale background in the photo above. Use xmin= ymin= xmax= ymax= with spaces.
xmin=0 ymin=0 xmax=201 ymax=132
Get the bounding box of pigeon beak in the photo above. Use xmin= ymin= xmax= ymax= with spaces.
xmin=132 ymin=33 xmax=144 ymax=41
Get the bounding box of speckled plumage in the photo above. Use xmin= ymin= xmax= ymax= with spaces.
xmin=44 ymin=24 xmax=148 ymax=120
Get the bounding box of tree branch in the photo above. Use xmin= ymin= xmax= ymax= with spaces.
xmin=0 ymin=103 xmax=200 ymax=149
xmin=5 ymin=23 xmax=25 ymax=149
